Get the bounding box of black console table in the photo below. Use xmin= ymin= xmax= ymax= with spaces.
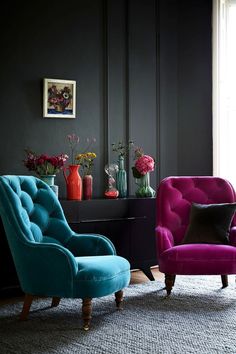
xmin=60 ymin=197 xmax=157 ymax=280
xmin=0 ymin=197 xmax=157 ymax=296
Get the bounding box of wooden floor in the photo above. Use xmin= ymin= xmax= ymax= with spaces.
xmin=0 ymin=267 xmax=164 ymax=305
xmin=130 ymin=266 xmax=164 ymax=284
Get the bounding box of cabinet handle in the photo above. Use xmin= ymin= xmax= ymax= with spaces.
xmin=70 ymin=216 xmax=147 ymax=224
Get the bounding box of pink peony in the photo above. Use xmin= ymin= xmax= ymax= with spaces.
xmin=135 ymin=155 xmax=155 ymax=175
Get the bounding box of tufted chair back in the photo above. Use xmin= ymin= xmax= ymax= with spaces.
xmin=0 ymin=175 xmax=73 ymax=252
xmin=157 ymin=176 xmax=236 ymax=245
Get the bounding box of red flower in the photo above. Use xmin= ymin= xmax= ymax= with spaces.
xmin=23 ymin=150 xmax=68 ymax=176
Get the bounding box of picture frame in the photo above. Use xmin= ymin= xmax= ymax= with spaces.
xmin=43 ymin=78 xmax=76 ymax=118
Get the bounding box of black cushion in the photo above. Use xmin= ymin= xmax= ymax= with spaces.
xmin=182 ymin=203 xmax=236 ymax=245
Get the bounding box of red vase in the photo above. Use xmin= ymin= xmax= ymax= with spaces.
xmin=63 ymin=165 xmax=82 ymax=200
xmin=83 ymin=175 xmax=93 ymax=200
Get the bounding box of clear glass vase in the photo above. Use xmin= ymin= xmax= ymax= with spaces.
xmin=116 ymin=156 xmax=127 ymax=198
xmin=135 ymin=172 xmax=155 ymax=198
xmin=104 ymin=164 xmax=119 ymax=199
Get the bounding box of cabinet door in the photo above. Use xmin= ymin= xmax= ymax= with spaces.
xmin=128 ymin=198 xmax=157 ymax=268
xmin=69 ymin=219 xmax=131 ymax=261
xmin=129 ymin=216 xmax=157 ymax=266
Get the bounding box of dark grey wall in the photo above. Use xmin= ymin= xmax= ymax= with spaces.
xmin=159 ymin=0 xmax=212 ymax=180
xmin=0 ymin=0 xmax=212 ymax=198
xmin=177 ymin=0 xmax=212 ymax=175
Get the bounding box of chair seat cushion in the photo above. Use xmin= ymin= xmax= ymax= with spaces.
xmin=74 ymin=255 xmax=130 ymax=298
xmin=159 ymin=244 xmax=236 ymax=275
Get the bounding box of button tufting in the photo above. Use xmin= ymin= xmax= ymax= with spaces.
xmin=1 ymin=175 xmax=71 ymax=245
xmin=157 ymin=176 xmax=236 ymax=241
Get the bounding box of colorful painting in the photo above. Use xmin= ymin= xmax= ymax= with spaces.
xmin=43 ymin=78 xmax=76 ymax=118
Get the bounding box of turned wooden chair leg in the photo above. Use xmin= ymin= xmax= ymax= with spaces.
xmin=221 ymin=275 xmax=228 ymax=288
xmin=20 ymin=294 xmax=34 ymax=321
xmin=51 ymin=297 xmax=61 ymax=307
xmin=165 ymin=274 xmax=176 ymax=295
xmin=82 ymin=298 xmax=92 ymax=331
xmin=115 ymin=290 xmax=124 ymax=310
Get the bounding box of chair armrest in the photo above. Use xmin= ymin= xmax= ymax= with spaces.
xmin=65 ymin=233 xmax=116 ymax=256
xmin=155 ymin=226 xmax=174 ymax=257
xmin=17 ymin=242 xmax=78 ymax=297
xmin=229 ymin=226 xmax=236 ymax=247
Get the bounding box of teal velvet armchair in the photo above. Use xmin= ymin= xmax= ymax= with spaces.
xmin=0 ymin=175 xmax=130 ymax=330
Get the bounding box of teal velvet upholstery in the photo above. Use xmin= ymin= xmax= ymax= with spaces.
xmin=0 ymin=175 xmax=130 ymax=328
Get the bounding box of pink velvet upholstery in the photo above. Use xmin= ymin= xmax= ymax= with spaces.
xmin=156 ymin=177 xmax=236 ymax=292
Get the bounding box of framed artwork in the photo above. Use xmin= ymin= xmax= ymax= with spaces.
xmin=43 ymin=78 xmax=76 ymax=118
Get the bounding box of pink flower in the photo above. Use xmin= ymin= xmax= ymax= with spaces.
xmin=60 ymin=154 xmax=69 ymax=162
xmin=135 ymin=155 xmax=155 ymax=175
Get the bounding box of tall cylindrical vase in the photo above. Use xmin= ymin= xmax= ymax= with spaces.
xmin=135 ymin=172 xmax=155 ymax=198
xmin=83 ymin=174 xmax=93 ymax=200
xmin=63 ymin=165 xmax=82 ymax=200
xmin=40 ymin=174 xmax=58 ymax=197
xmin=116 ymin=156 xmax=127 ymax=198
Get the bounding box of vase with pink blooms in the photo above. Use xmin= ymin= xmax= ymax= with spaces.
xmin=132 ymin=147 xmax=156 ymax=198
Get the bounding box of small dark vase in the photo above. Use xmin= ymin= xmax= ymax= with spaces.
xmin=83 ymin=175 xmax=93 ymax=200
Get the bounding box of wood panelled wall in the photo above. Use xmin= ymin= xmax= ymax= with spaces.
xmin=0 ymin=0 xmax=212 ymax=198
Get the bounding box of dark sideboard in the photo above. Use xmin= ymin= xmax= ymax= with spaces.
xmin=0 ymin=197 xmax=157 ymax=296
xmin=60 ymin=197 xmax=157 ymax=280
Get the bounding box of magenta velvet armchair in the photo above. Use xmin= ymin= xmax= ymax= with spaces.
xmin=156 ymin=176 xmax=236 ymax=295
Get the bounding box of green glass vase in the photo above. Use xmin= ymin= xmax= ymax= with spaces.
xmin=116 ymin=156 xmax=127 ymax=198
xmin=135 ymin=172 xmax=155 ymax=198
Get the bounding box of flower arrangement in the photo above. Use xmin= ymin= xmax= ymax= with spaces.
xmin=23 ymin=150 xmax=68 ymax=176
xmin=48 ymin=85 xmax=72 ymax=112
xmin=67 ymin=133 xmax=96 ymax=167
xmin=111 ymin=141 xmax=134 ymax=158
xmin=132 ymin=147 xmax=155 ymax=178
xmin=75 ymin=152 xmax=97 ymax=176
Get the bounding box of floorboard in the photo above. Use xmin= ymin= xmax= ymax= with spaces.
xmin=130 ymin=266 xmax=164 ymax=284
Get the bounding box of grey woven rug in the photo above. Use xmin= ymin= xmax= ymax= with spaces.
xmin=1 ymin=275 xmax=236 ymax=354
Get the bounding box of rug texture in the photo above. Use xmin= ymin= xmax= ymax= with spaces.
xmin=0 ymin=275 xmax=236 ymax=354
